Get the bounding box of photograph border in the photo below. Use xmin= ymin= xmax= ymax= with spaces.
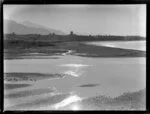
xmin=1 ymin=0 xmax=149 ymax=113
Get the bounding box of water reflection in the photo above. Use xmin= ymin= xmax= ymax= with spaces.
xmin=60 ymin=64 xmax=90 ymax=77
xmin=100 ymin=44 xmax=116 ymax=48
xmin=59 ymin=64 xmax=90 ymax=68
xmin=64 ymin=71 xmax=82 ymax=77
xmin=71 ymin=104 xmax=80 ymax=110
xmin=86 ymin=41 xmax=146 ymax=51
xmin=52 ymin=94 xmax=82 ymax=110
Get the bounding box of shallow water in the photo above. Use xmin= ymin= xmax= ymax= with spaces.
xmin=85 ymin=41 xmax=146 ymax=51
xmin=4 ymin=54 xmax=146 ymax=110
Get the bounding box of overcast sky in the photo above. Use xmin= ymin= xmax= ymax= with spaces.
xmin=4 ymin=5 xmax=146 ymax=36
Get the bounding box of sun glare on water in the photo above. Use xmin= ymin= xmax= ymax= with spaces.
xmin=64 ymin=71 xmax=82 ymax=77
xmin=52 ymin=95 xmax=82 ymax=110
xmin=59 ymin=64 xmax=90 ymax=68
xmin=71 ymin=104 xmax=80 ymax=110
xmin=59 ymin=64 xmax=90 ymax=77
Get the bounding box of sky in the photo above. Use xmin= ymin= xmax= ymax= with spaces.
xmin=4 ymin=5 xmax=146 ymax=36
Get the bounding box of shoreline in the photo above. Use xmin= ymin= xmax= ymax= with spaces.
xmin=4 ymin=42 xmax=146 ymax=60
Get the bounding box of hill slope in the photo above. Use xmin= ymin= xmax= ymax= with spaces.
xmin=4 ymin=20 xmax=65 ymax=35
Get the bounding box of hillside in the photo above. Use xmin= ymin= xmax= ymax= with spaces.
xmin=4 ymin=20 xmax=65 ymax=35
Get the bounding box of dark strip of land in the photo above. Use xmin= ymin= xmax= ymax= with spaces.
xmin=4 ymin=41 xmax=146 ymax=59
xmin=4 ymin=73 xmax=65 ymax=82
xmin=5 ymin=88 xmax=55 ymax=99
xmin=78 ymin=83 xmax=100 ymax=87
xmin=4 ymin=84 xmax=31 ymax=90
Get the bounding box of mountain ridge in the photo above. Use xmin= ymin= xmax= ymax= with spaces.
xmin=4 ymin=19 xmax=66 ymax=35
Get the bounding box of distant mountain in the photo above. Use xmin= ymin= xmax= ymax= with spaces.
xmin=22 ymin=21 xmax=65 ymax=35
xmin=4 ymin=20 xmax=66 ymax=35
xmin=22 ymin=21 xmax=43 ymax=28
